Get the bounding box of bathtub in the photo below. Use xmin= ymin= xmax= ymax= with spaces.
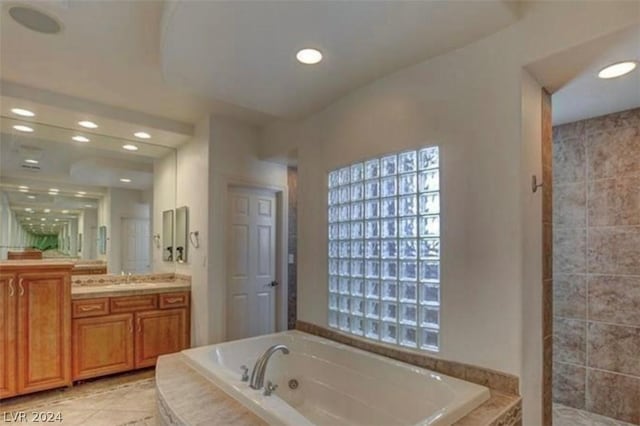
xmin=181 ymin=330 xmax=490 ymax=426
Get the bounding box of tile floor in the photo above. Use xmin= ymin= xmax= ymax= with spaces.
xmin=0 ymin=370 xmax=156 ymax=425
xmin=553 ymin=403 xmax=637 ymax=426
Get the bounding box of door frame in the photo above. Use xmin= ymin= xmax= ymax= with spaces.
xmin=221 ymin=177 xmax=289 ymax=340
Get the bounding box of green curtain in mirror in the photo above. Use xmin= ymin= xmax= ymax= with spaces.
xmin=31 ymin=235 xmax=58 ymax=251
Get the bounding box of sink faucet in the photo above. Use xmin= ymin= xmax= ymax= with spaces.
xmin=249 ymin=344 xmax=289 ymax=390
xmin=126 ymin=272 xmax=132 ymax=283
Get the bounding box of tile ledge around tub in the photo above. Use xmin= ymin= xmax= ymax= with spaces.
xmin=296 ymin=320 xmax=520 ymax=396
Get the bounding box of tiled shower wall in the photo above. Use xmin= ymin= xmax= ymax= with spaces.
xmin=552 ymin=108 xmax=640 ymax=425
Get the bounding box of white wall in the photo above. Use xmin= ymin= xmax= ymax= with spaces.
xmin=260 ymin=3 xmax=639 ymax=425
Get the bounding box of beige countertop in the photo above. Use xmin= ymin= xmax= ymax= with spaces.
xmin=72 ymin=281 xmax=191 ymax=299
xmin=0 ymin=259 xmax=75 ymax=269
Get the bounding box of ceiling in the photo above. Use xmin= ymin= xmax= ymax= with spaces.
xmin=161 ymin=1 xmax=521 ymax=119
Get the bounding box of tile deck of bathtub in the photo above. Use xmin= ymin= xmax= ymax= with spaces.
xmin=553 ymin=404 xmax=636 ymax=426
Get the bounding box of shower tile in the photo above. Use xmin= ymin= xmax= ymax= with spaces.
xmin=587 ymin=322 xmax=640 ymax=377
xmin=553 ymin=228 xmax=586 ymax=274
xmin=588 ymin=177 xmax=640 ymax=227
xmin=588 ymin=275 xmax=640 ymax=327
xmin=553 ymin=137 xmax=586 ymax=184
xmin=586 ymin=369 xmax=640 ymax=424
xmin=584 ymin=108 xmax=640 ymax=134
xmin=553 ymin=121 xmax=585 ymax=142
xmin=553 ymin=183 xmax=586 ymax=227
xmin=553 ymin=318 xmax=586 ymax=365
xmin=553 ymin=274 xmax=586 ymax=320
xmin=588 ymin=227 xmax=640 ymax=275
xmin=553 ymin=362 xmax=585 ymax=409
xmin=587 ymin=127 xmax=640 ymax=180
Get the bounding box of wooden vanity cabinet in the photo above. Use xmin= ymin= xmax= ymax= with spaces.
xmin=0 ymin=273 xmax=17 ymax=398
xmin=72 ymin=292 xmax=190 ymax=381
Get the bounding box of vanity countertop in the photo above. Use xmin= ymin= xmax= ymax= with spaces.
xmin=72 ymin=281 xmax=191 ymax=299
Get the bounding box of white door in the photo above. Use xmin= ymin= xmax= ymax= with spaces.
xmin=226 ymin=188 xmax=277 ymax=341
xmin=121 ymin=218 xmax=151 ymax=273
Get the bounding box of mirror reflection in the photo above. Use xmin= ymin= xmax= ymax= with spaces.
xmin=162 ymin=210 xmax=174 ymax=262
xmin=175 ymin=206 xmax=188 ymax=263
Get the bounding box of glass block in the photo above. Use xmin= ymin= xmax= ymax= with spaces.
xmin=329 ymin=224 xmax=339 ymax=241
xmin=351 ymin=202 xmax=364 ymax=221
xmin=365 ymin=260 xmax=380 ymax=278
xmin=420 ymin=283 xmax=440 ymax=305
xmin=339 ymin=295 xmax=350 ymax=313
xmin=339 ymin=277 xmax=350 ymax=294
xmin=365 ymin=319 xmax=380 ymax=339
xmin=328 ymin=206 xmax=339 ymax=224
xmin=418 ymin=170 xmax=439 ymax=192
xmin=351 ymin=297 xmax=364 ymax=316
xmin=381 ymin=219 xmax=397 ymax=238
xmin=398 ymin=173 xmax=417 ymax=195
xmin=399 ymin=261 xmax=418 ymax=281
xmin=399 ymin=239 xmax=417 ymax=259
xmin=351 ymin=163 xmax=364 ymax=183
xmin=420 ymin=261 xmax=440 ymax=282
xmin=339 ymin=259 xmax=350 ymax=276
xmin=399 ymin=195 xmax=417 ymax=216
xmin=420 ymin=238 xmax=440 ymax=259
xmin=418 ymin=147 xmax=439 ymax=170
xmin=400 ymin=282 xmax=417 ymax=303
xmin=366 ymin=300 xmax=380 ymax=319
xmin=339 ymin=205 xmax=350 ymax=222
xmin=380 ymin=197 xmax=397 ymax=218
xmin=398 ymin=151 xmax=417 ymax=173
xmin=351 ymin=260 xmax=364 ymax=277
xmin=328 ymin=170 xmax=339 ymax=188
xmin=329 ymin=259 xmax=338 ymax=275
xmin=365 ymin=280 xmax=380 ymax=299
xmin=420 ymin=328 xmax=439 ymax=350
xmin=329 ymin=241 xmax=339 ymax=258
xmin=328 ymin=189 xmax=339 ymax=206
xmin=420 ymin=306 xmax=439 ymax=328
xmin=382 ymin=261 xmax=398 ymax=280
xmin=400 ymin=325 xmax=417 ymax=348
xmin=381 ymin=155 xmax=397 ymax=177
xmin=350 ymin=315 xmax=364 ymax=336
xmin=381 ymin=322 xmax=398 ymax=344
xmin=365 ymin=180 xmax=379 ymax=199
xmin=338 ymin=167 xmax=351 ymax=186
xmin=365 ymin=240 xmax=380 ymax=259
xmin=381 ymin=240 xmax=397 ymax=259
xmin=399 ymin=217 xmax=417 ymax=238
xmin=339 ymin=186 xmax=350 ymax=204
xmin=337 ymin=241 xmax=348 ymax=258
xmin=351 ymin=240 xmax=364 ymax=258
xmin=399 ymin=304 xmax=417 ymax=325
xmin=329 ymin=293 xmax=338 ymax=310
xmin=329 ymin=276 xmax=339 ymax=292
xmin=380 ymin=177 xmax=397 ymax=198
xmin=351 ymin=183 xmax=364 ymax=201
xmin=419 ymin=192 xmax=440 ymax=215
xmin=364 ymin=159 xmax=380 ymax=180
xmin=365 ymin=200 xmax=380 ymax=219
xmin=328 ymin=310 xmax=338 ymax=327
xmin=381 ymin=281 xmax=398 ymax=301
xmin=350 ymin=222 xmax=364 ymax=240
xmin=339 ymin=223 xmax=350 ymax=240
xmin=382 ymin=302 xmax=397 ymax=321
xmin=339 ymin=313 xmax=350 ymax=332
xmin=365 ymin=220 xmax=380 ymax=239
xmin=351 ymin=279 xmax=364 ymax=297
xmin=419 ymin=215 xmax=440 ymax=237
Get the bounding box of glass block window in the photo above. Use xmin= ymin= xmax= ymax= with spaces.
xmin=328 ymin=147 xmax=440 ymax=351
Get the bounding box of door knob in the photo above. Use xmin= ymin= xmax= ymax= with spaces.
xmin=268 ymin=281 xmax=279 ymax=287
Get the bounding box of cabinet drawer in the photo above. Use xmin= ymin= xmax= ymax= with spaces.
xmin=72 ymin=298 xmax=109 ymax=318
xmin=159 ymin=292 xmax=190 ymax=309
xmin=110 ymin=295 xmax=157 ymax=313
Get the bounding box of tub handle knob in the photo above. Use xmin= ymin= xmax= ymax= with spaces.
xmin=240 ymin=365 xmax=249 ymax=382
xmin=264 ymin=381 xmax=278 ymax=396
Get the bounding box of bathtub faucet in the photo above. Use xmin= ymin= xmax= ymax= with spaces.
xmin=249 ymin=344 xmax=290 ymax=390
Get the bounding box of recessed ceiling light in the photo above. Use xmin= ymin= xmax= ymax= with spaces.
xmin=54 ymin=219 xmax=59 ymax=222
xmin=78 ymin=120 xmax=98 ymax=129
xmin=84 ymin=204 xmax=93 ymax=208
xmin=74 ymin=194 xmax=84 ymax=198
xmin=24 ymin=159 xmax=39 ymax=164
xmin=44 ymin=209 xmax=51 ymax=213
xmin=48 ymin=191 xmax=58 ymax=195
xmin=120 ymin=178 xmax=132 ymax=183
xmin=11 ymin=108 xmax=35 ymax=117
xmin=61 ymin=210 xmax=69 ymax=214
xmin=18 ymin=185 xmax=29 ymax=190
xmin=598 ymin=61 xmax=638 ymax=79
xmin=19 ymin=189 xmax=29 ymax=193
xmin=122 ymin=144 xmax=139 ymax=152
xmin=49 ymin=188 xmax=59 ymax=192
xmin=25 ymin=208 xmax=32 ymax=212
xmin=40 ymin=218 xmax=46 ymax=221
xmin=27 ymin=195 xmax=35 ymax=199
xmin=134 ymin=131 xmax=151 ymax=139
xmin=77 ymin=191 xmax=87 ymax=195
xmin=13 ymin=125 xmax=34 ymax=133
xmin=296 ymin=48 xmax=323 ymax=65
xmin=72 ymin=135 xmax=90 ymax=143
xmin=26 ymin=217 xmax=31 ymax=221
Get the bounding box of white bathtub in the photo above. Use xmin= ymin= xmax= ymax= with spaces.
xmin=181 ymin=330 xmax=490 ymax=426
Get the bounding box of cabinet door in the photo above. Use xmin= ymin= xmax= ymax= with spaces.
xmin=72 ymin=314 xmax=134 ymax=380
xmin=0 ymin=273 xmax=17 ymax=398
xmin=17 ymin=271 xmax=71 ymax=394
xmin=135 ymin=309 xmax=188 ymax=368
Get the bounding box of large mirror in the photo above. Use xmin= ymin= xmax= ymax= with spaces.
xmin=175 ymin=206 xmax=188 ymax=263
xmin=162 ymin=210 xmax=174 ymax=262
xmin=0 ymin=116 xmax=179 ymax=274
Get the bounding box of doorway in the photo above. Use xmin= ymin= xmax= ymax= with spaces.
xmin=120 ymin=218 xmax=151 ymax=274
